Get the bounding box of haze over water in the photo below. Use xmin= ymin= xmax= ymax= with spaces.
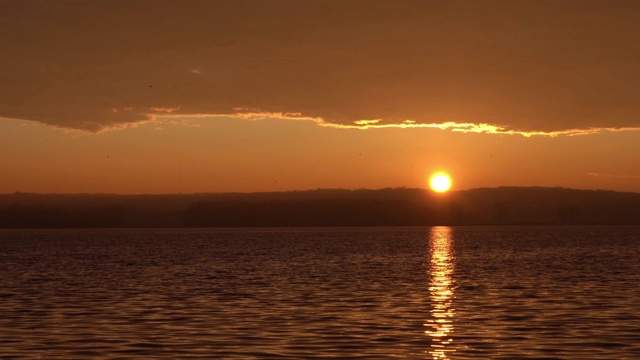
xmin=1 ymin=226 xmax=639 ymax=359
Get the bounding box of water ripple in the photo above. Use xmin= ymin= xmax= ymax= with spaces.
xmin=1 ymin=227 xmax=639 ymax=358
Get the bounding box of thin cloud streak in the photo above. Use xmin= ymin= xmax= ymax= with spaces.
xmin=5 ymin=110 xmax=640 ymax=138
xmin=161 ymin=112 xmax=640 ymax=138
xmin=118 ymin=111 xmax=637 ymax=137
xmin=588 ymin=172 xmax=640 ymax=179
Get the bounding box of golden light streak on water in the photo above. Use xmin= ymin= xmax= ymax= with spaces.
xmin=425 ymin=226 xmax=456 ymax=359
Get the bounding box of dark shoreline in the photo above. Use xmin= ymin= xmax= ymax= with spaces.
xmin=2 ymin=187 xmax=639 ymax=228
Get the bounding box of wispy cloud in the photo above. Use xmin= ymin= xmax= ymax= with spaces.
xmin=588 ymin=172 xmax=640 ymax=179
xmin=162 ymin=111 xmax=640 ymax=138
xmin=6 ymin=109 xmax=640 ymax=138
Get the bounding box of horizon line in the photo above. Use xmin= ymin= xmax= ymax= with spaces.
xmin=2 ymin=185 xmax=639 ymax=197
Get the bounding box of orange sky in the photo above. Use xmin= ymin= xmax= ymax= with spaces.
xmin=1 ymin=1 xmax=639 ymax=194
xmin=1 ymin=116 xmax=638 ymax=194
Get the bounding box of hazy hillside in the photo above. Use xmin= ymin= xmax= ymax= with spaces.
xmin=1 ymin=187 xmax=639 ymax=228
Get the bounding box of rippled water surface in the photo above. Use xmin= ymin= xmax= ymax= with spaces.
xmin=1 ymin=226 xmax=639 ymax=359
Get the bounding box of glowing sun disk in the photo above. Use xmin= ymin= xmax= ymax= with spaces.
xmin=430 ymin=173 xmax=452 ymax=193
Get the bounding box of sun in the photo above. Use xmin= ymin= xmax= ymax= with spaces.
xmin=429 ymin=173 xmax=452 ymax=193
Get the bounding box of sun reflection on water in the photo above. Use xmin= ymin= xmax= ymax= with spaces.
xmin=425 ymin=226 xmax=456 ymax=359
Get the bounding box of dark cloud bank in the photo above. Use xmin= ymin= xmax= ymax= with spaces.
xmin=2 ymin=0 xmax=640 ymax=134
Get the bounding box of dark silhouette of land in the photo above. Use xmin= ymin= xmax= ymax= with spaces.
xmin=1 ymin=187 xmax=639 ymax=228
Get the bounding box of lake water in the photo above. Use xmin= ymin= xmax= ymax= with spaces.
xmin=1 ymin=226 xmax=639 ymax=359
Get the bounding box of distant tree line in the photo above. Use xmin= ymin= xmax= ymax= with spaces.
xmin=0 ymin=187 xmax=639 ymax=228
